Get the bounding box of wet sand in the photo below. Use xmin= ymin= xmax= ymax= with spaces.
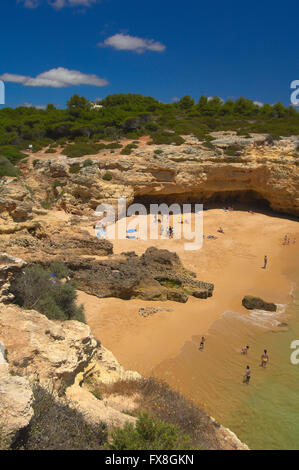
xmin=79 ymin=208 xmax=299 ymax=377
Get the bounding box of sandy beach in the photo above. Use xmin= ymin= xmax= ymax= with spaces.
xmin=79 ymin=207 xmax=299 ymax=377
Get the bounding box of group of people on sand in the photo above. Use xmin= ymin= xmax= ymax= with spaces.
xmin=154 ymin=213 xmax=190 ymax=239
xmin=283 ymin=234 xmax=296 ymax=245
xmin=241 ymin=347 xmax=269 ymax=385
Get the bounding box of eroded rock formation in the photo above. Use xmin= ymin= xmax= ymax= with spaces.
xmin=0 ymin=253 xmax=27 ymax=303
xmin=52 ymin=247 xmax=214 ymax=302
xmin=0 ymin=133 xmax=298 ymax=229
xmin=0 ymin=303 xmax=141 ymax=443
xmin=0 ymin=304 xmax=98 ymax=390
xmin=0 ymin=342 xmax=34 ymax=445
xmin=242 ymin=295 xmax=277 ymax=312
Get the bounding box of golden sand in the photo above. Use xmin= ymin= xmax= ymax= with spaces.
xmin=79 ymin=208 xmax=299 ymax=378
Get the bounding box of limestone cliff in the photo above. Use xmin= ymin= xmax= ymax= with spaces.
xmin=2 ymin=132 xmax=296 ymax=221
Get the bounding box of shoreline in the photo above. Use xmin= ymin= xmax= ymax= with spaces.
xmin=79 ymin=207 xmax=299 ymax=449
xmin=81 ymin=208 xmax=298 ymax=375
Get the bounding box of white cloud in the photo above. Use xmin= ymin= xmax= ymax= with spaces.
xmin=100 ymin=33 xmax=166 ymax=53
xmin=20 ymin=0 xmax=40 ymax=7
xmin=19 ymin=0 xmax=98 ymax=9
xmin=24 ymin=102 xmax=47 ymax=109
xmin=207 ymin=96 xmax=224 ymax=103
xmin=50 ymin=0 xmax=97 ymax=9
xmin=0 ymin=73 xmax=29 ymax=84
xmin=0 ymin=67 xmax=108 ymax=88
xmin=253 ymin=101 xmax=264 ymax=108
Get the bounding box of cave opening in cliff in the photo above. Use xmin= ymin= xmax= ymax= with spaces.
xmin=133 ymin=190 xmax=272 ymax=213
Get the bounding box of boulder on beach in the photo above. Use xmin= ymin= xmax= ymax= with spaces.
xmin=242 ymin=295 xmax=277 ymax=312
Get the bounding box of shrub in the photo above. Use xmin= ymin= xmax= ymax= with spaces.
xmin=45 ymin=148 xmax=56 ymax=154
xmin=62 ymin=142 xmax=101 ymax=158
xmin=95 ymin=377 xmax=217 ymax=449
xmin=41 ymin=199 xmax=52 ymax=210
xmin=120 ymin=147 xmax=132 ymax=155
xmin=108 ymin=412 xmax=192 ymax=450
xmin=69 ymin=164 xmax=81 ymax=174
xmin=91 ymin=389 xmax=103 ymax=401
xmin=224 ymin=144 xmax=243 ymax=156
xmin=145 ymin=122 xmax=160 ymax=132
xmin=154 ymin=149 xmax=163 ymax=155
xmin=24 ymin=184 xmax=34 ymax=197
xmin=105 ymin=142 xmax=122 ymax=149
xmin=0 ymin=157 xmax=20 ymax=178
xmin=10 ymin=264 xmax=85 ymax=322
xmin=29 ymin=142 xmax=44 ymax=153
xmin=57 ymin=137 xmax=68 ymax=145
xmin=13 ymin=386 xmax=108 ymax=450
xmin=33 ymin=159 xmax=39 ymax=167
xmin=120 ymin=143 xmax=138 ymax=155
xmin=74 ymin=136 xmax=89 ymax=143
xmin=83 ymin=158 xmax=93 ymax=167
xmin=102 ymin=172 xmax=112 ymax=181
xmin=49 ymin=261 xmax=69 ymax=280
xmin=150 ymin=132 xmax=185 ymax=146
xmin=125 ymin=131 xmax=142 ymax=139
xmin=0 ymin=146 xmax=26 ymax=164
xmin=202 ymin=141 xmax=215 ymax=150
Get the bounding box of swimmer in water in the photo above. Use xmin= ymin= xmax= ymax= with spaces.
xmin=261 ymin=349 xmax=269 ymax=368
xmin=244 ymin=365 xmax=251 ymax=385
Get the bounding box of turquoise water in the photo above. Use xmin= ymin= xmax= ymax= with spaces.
xmin=224 ymin=290 xmax=299 ymax=450
xmin=153 ymin=287 xmax=299 ymax=450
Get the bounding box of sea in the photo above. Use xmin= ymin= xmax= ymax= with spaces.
xmin=153 ymin=284 xmax=299 ymax=449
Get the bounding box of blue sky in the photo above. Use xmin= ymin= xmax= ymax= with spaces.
xmin=0 ymin=0 xmax=298 ymax=108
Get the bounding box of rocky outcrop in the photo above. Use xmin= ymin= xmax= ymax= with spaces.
xmin=0 ymin=220 xmax=42 ymax=235
xmin=0 ymin=229 xmax=113 ymax=263
xmin=49 ymin=134 xmax=299 ymax=217
xmin=242 ymin=295 xmax=277 ymax=312
xmin=211 ymin=421 xmax=249 ymax=450
xmin=47 ymin=231 xmax=113 ymax=257
xmin=0 ymin=342 xmax=34 ymax=446
xmin=0 ymin=305 xmax=142 ymax=443
xmin=0 ymin=305 xmax=98 ymax=390
xmin=62 ymin=247 xmax=214 ymax=302
xmin=1 ymin=133 xmax=298 ymax=224
xmin=139 ymin=306 xmax=173 ymax=317
xmin=66 ymin=384 xmax=137 ymax=430
xmin=65 ymin=346 xmax=141 ymax=430
xmin=0 ymin=253 xmax=27 ymax=303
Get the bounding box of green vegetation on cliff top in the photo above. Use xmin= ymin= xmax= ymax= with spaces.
xmin=0 ymin=93 xmax=298 ymax=169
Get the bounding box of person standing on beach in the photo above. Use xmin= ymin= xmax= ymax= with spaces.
xmin=244 ymin=365 xmax=251 ymax=385
xmin=199 ymin=336 xmax=206 ymax=351
xmin=261 ymin=349 xmax=269 ymax=368
xmin=264 ymin=255 xmax=268 ymax=268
